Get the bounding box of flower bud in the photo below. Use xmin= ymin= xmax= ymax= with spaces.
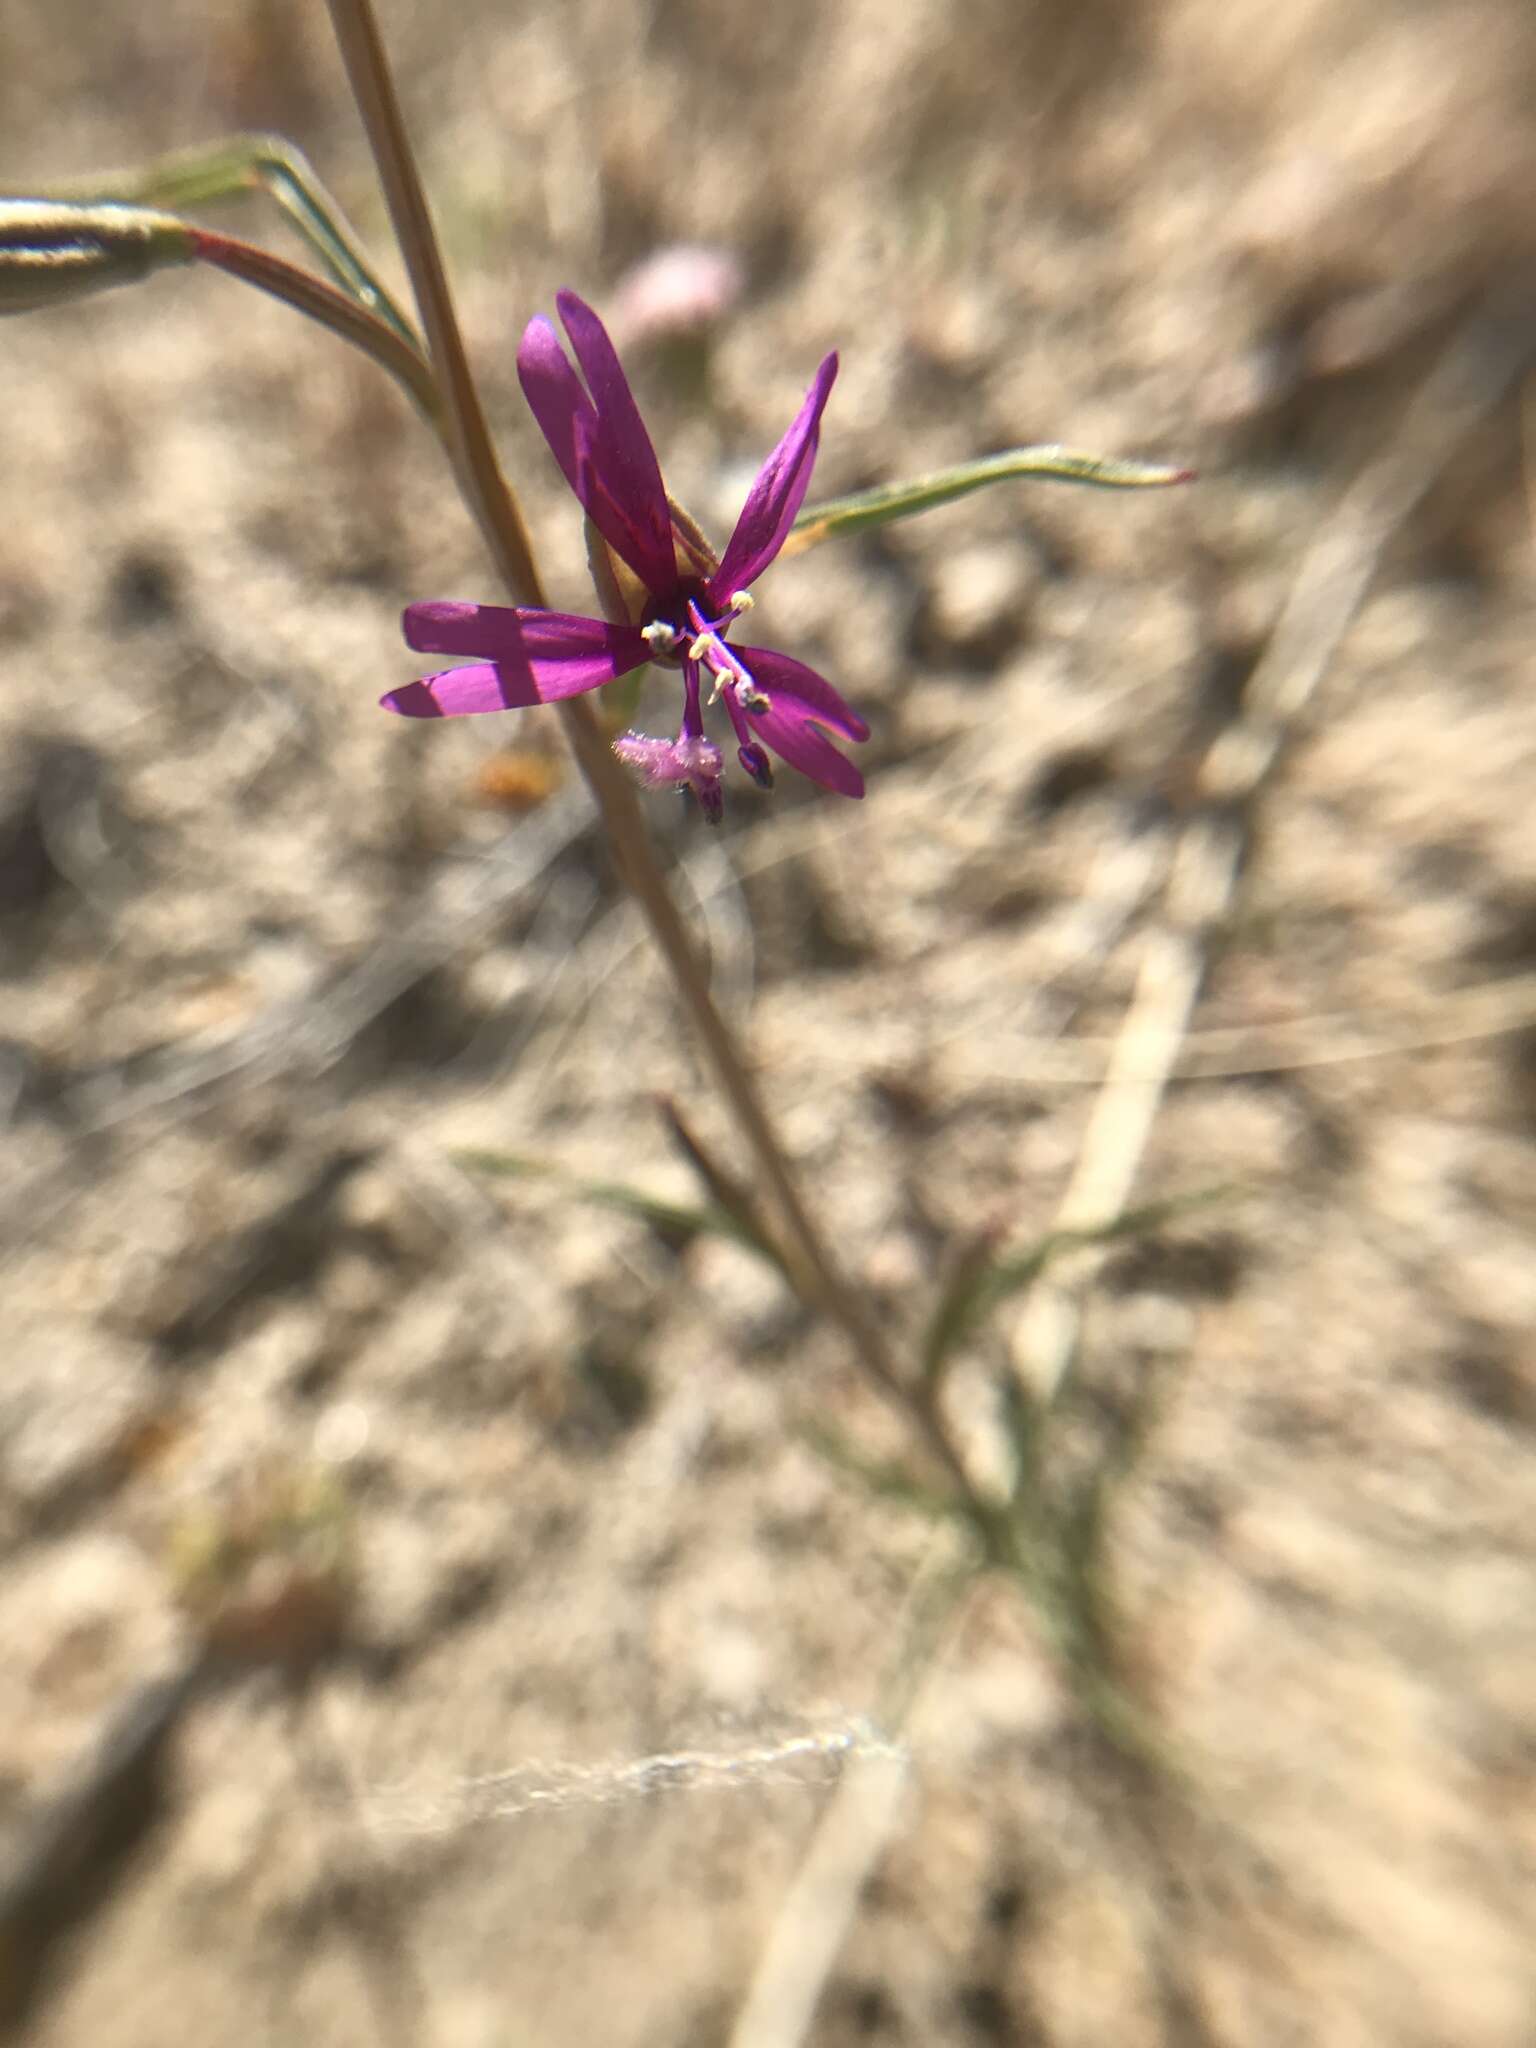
xmin=0 ymin=201 xmax=195 ymax=315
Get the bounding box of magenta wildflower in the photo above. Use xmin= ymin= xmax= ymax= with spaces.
xmin=384 ymin=291 xmax=868 ymax=815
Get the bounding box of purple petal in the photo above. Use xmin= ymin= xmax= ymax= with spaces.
xmin=403 ymin=600 xmax=645 ymax=667
xmin=736 ymin=643 xmax=866 ymax=798
xmin=384 ymin=665 xmax=532 ymax=718
xmin=557 ymin=292 xmax=677 ymax=592
xmin=384 ymin=610 xmax=648 ymax=718
xmin=735 ymin=644 xmax=870 ymax=743
xmin=517 ymin=304 xmax=675 ymax=592
xmin=709 ymin=353 xmax=837 ymax=602
xmin=747 ymin=703 xmax=865 ymax=798
xmin=515 ymin=316 xmax=595 ymax=504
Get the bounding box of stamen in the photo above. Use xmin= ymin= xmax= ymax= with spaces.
xmin=689 ymin=629 xmax=741 ymax=706
xmin=703 ymin=652 xmax=733 ymax=707
xmin=685 ymin=596 xmax=742 ymax=641
xmin=642 ymin=619 xmax=681 ymax=655
xmin=690 ymin=626 xmax=771 ymax=715
xmin=728 ymin=591 xmax=754 ymax=616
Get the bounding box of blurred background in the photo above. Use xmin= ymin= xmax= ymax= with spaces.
xmin=3 ymin=0 xmax=1536 ymax=2041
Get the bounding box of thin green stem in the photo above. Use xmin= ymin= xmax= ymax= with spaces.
xmin=320 ymin=0 xmax=917 ymax=1434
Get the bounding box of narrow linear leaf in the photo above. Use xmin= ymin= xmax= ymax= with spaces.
xmin=242 ymin=134 xmax=415 ymax=345
xmin=976 ymin=1199 xmax=1209 ymax=1335
xmin=920 ymin=1219 xmax=1114 ymax=1387
xmin=797 ymin=1422 xmax=960 ymax=1523
xmin=656 ymin=1096 xmax=788 ymax=1279
xmin=457 ymin=1148 xmax=786 ymax=1274
xmin=924 ymin=1187 xmax=1232 ymax=1382
xmin=999 ymin=1370 xmax=1044 ymax=1502
xmin=919 ymin=1224 xmax=1004 ymax=1389
xmin=1059 ymin=1344 xmax=1176 ymax=1569
xmin=786 ymin=446 xmax=1194 ymax=554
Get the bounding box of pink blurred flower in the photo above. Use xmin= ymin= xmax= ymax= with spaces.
xmin=609 ymin=243 xmax=744 ymax=345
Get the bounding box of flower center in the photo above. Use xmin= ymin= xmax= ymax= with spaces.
xmin=638 ymin=578 xmax=709 ymax=668
xmin=685 ymin=595 xmax=769 ymax=713
xmin=639 ymin=589 xmax=764 ymax=707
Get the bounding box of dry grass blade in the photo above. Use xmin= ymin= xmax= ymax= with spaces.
xmin=1011 ymin=286 xmax=1536 ymax=1406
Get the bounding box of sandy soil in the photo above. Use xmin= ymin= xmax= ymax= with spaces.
xmin=3 ymin=0 xmax=1536 ymax=2042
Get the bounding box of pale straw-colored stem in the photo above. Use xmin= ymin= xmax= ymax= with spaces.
xmin=320 ymin=0 xmax=917 ymax=1419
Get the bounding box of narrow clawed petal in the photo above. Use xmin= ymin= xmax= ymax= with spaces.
xmin=517 ymin=300 xmax=676 ymax=592
xmin=385 ymin=665 xmax=532 ymax=718
xmin=385 ymin=609 xmax=648 ymax=718
xmin=403 ymin=600 xmax=646 ymax=666
xmin=556 ymin=292 xmax=676 ymax=591
xmin=734 ymin=645 xmax=870 ymax=743
xmin=515 ymin=316 xmax=596 ymax=503
xmin=746 ymin=700 xmax=865 ymax=798
xmin=736 ymin=643 xmax=866 ymax=798
xmin=709 ymin=353 xmax=837 ymax=602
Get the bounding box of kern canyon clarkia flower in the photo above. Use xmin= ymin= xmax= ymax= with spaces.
xmin=383 ymin=291 xmax=868 ymax=818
